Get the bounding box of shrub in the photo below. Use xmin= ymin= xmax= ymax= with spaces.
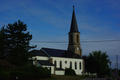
xmin=0 ymin=62 xmax=51 ymax=80
xmin=65 ymin=68 xmax=76 ymax=76
xmin=8 ymin=65 xmax=51 ymax=79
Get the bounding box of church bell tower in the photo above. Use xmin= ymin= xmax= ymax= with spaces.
xmin=68 ymin=6 xmax=82 ymax=56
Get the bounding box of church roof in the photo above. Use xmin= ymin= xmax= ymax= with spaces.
xmin=70 ymin=6 xmax=79 ymax=32
xmin=41 ymin=48 xmax=66 ymax=57
xmin=30 ymin=48 xmax=81 ymax=59
xmin=29 ymin=50 xmax=48 ymax=57
xmin=38 ymin=60 xmax=54 ymax=66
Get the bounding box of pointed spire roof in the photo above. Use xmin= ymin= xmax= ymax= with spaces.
xmin=70 ymin=6 xmax=79 ymax=32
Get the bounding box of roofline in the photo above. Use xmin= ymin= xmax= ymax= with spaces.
xmin=41 ymin=48 xmax=51 ymax=57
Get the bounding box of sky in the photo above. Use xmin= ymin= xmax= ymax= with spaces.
xmin=0 ymin=0 xmax=120 ymax=68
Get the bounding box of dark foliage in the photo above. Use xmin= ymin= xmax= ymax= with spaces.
xmin=0 ymin=20 xmax=50 ymax=80
xmin=0 ymin=62 xmax=51 ymax=80
xmin=83 ymin=51 xmax=111 ymax=77
xmin=118 ymin=70 xmax=120 ymax=76
xmin=9 ymin=65 xmax=51 ymax=80
xmin=0 ymin=20 xmax=34 ymax=66
xmin=0 ymin=27 xmax=8 ymax=59
xmin=65 ymin=68 xmax=76 ymax=76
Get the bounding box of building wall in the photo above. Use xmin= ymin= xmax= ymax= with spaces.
xmin=55 ymin=71 xmax=65 ymax=75
xmin=68 ymin=32 xmax=82 ymax=56
xmin=33 ymin=56 xmax=49 ymax=60
xmin=32 ymin=56 xmax=55 ymax=74
xmin=32 ymin=56 xmax=84 ymax=75
xmin=52 ymin=57 xmax=84 ymax=75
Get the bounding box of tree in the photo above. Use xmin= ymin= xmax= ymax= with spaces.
xmin=118 ymin=69 xmax=120 ymax=76
xmin=83 ymin=51 xmax=111 ymax=77
xmin=3 ymin=20 xmax=33 ymax=66
xmin=0 ymin=27 xmax=7 ymax=59
xmin=65 ymin=68 xmax=76 ymax=76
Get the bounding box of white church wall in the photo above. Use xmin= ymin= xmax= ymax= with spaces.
xmin=32 ymin=56 xmax=55 ymax=74
xmin=52 ymin=57 xmax=84 ymax=75
xmin=32 ymin=56 xmax=49 ymax=60
xmin=32 ymin=56 xmax=84 ymax=75
xmin=55 ymin=70 xmax=65 ymax=75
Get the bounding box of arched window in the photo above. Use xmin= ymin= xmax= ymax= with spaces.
xmin=75 ymin=62 xmax=77 ymax=69
xmin=49 ymin=67 xmax=51 ymax=71
xmin=70 ymin=61 xmax=72 ymax=69
xmin=77 ymin=35 xmax=79 ymax=43
xmin=60 ymin=61 xmax=62 ymax=69
xmin=79 ymin=62 xmax=81 ymax=70
xmin=65 ymin=61 xmax=67 ymax=64
xmin=54 ymin=61 xmax=57 ymax=68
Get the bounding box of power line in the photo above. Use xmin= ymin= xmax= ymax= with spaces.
xmin=30 ymin=39 xmax=120 ymax=43
xmin=82 ymin=40 xmax=120 ymax=43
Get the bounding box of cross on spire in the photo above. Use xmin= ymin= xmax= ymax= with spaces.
xmin=73 ymin=5 xmax=75 ymax=9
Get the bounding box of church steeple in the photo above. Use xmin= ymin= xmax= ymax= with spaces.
xmin=70 ymin=6 xmax=79 ymax=32
xmin=68 ymin=6 xmax=82 ymax=57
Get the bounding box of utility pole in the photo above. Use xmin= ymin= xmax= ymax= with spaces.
xmin=116 ymin=55 xmax=118 ymax=73
xmin=114 ymin=55 xmax=119 ymax=80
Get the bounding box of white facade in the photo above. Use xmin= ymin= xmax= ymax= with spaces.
xmin=32 ymin=56 xmax=84 ymax=75
xmin=31 ymin=6 xmax=84 ymax=76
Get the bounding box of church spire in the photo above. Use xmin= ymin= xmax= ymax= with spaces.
xmin=68 ymin=6 xmax=82 ymax=57
xmin=70 ymin=5 xmax=79 ymax=32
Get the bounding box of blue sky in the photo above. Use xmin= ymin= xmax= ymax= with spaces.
xmin=0 ymin=0 xmax=120 ymax=68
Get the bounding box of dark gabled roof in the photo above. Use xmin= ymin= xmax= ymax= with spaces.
xmin=41 ymin=48 xmax=66 ymax=57
xmin=38 ymin=60 xmax=54 ymax=66
xmin=70 ymin=6 xmax=79 ymax=32
xmin=41 ymin=48 xmax=81 ymax=59
xmin=30 ymin=48 xmax=81 ymax=59
xmin=29 ymin=50 xmax=48 ymax=57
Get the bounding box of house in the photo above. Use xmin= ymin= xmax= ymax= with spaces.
xmin=30 ymin=6 xmax=84 ymax=75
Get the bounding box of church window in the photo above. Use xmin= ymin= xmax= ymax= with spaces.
xmin=75 ymin=62 xmax=77 ymax=69
xmin=54 ymin=61 xmax=57 ymax=68
xmin=70 ymin=61 xmax=72 ymax=69
xmin=65 ymin=61 xmax=67 ymax=64
xmin=49 ymin=67 xmax=51 ymax=71
xmin=77 ymin=35 xmax=79 ymax=43
xmin=79 ymin=62 xmax=81 ymax=70
xmin=60 ymin=61 xmax=62 ymax=69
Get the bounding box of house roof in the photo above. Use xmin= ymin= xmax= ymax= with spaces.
xmin=30 ymin=48 xmax=81 ymax=59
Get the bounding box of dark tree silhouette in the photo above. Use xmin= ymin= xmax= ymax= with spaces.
xmin=0 ymin=20 xmax=33 ymax=66
xmin=65 ymin=68 xmax=76 ymax=76
xmin=83 ymin=51 xmax=111 ymax=77
xmin=0 ymin=27 xmax=8 ymax=59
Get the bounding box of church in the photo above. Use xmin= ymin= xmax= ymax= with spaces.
xmin=30 ymin=6 xmax=84 ymax=75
